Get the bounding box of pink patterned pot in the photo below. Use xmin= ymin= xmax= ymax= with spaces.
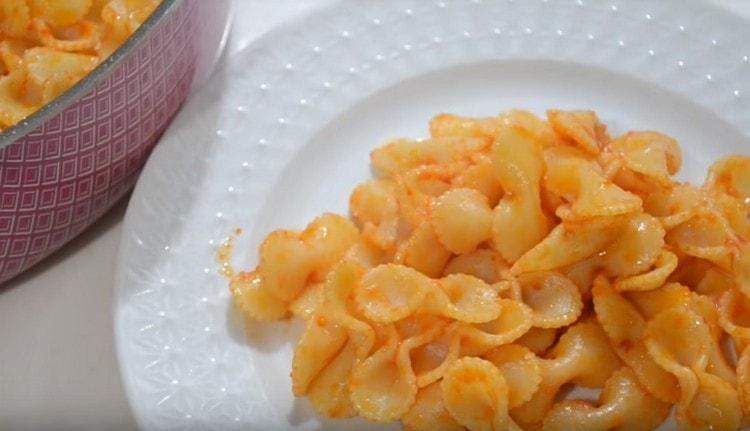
xmin=0 ymin=0 xmax=230 ymax=284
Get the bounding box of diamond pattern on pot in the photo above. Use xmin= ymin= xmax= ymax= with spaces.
xmin=0 ymin=0 xmax=199 ymax=284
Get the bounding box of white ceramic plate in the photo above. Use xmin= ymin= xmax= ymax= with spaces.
xmin=115 ymin=0 xmax=750 ymax=429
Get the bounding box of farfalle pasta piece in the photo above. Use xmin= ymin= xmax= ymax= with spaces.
xmin=30 ymin=18 xmax=102 ymax=52
xmin=484 ymin=344 xmax=542 ymax=408
xmin=643 ymin=183 xmax=705 ymax=230
xmin=706 ymin=155 xmax=750 ymax=203
xmin=288 ymin=281 xmax=324 ymax=319
xmin=596 ymin=148 xmax=622 ymax=180
xmin=432 ymin=110 xmax=561 ymax=148
xmin=359 ymin=266 xmax=498 ymax=326
xmin=627 ymin=282 xmax=730 ymax=375
xmin=301 ymin=213 xmax=360 ymax=280
xmin=356 ymin=264 xmax=433 ymax=323
xmin=547 ymin=109 xmax=609 ymax=155
xmin=713 ymin=190 xmax=750 ymax=240
xmin=232 ymin=214 xmax=359 ymax=319
xmin=0 ymin=0 xmax=31 ymax=38
xmin=452 ymin=157 xmax=504 ymax=205
xmin=292 ymin=314 xmax=348 ymax=396
xmin=511 ymin=215 xmax=628 ymax=274
xmin=29 ymin=0 xmax=91 ymax=27
xmin=666 ymin=212 xmax=736 ymax=270
xmin=645 ymin=307 xmax=741 ymax=431
xmin=624 ymin=282 xmax=692 ymax=319
xmin=562 ymin=256 xmax=600 ymax=297
xmin=371 ymin=137 xmax=489 ymax=177
xmin=517 ymin=271 xmax=583 ymax=328
xmin=600 ymin=212 xmax=664 ymax=278
xmin=0 ymin=69 xmax=33 ymax=128
xmin=257 ymin=213 xmax=358 ymax=304
xmin=592 ymin=276 xmax=680 ymax=403
xmin=718 ymin=289 xmax=750 ymax=352
xmin=101 ymin=0 xmax=160 ymax=41
xmin=515 ymin=327 xmax=558 ymax=355
xmin=491 ymin=125 xmax=552 ymax=262
xmin=511 ymin=320 xmax=621 ymax=429
xmin=691 ymin=293 xmax=725 ymax=337
xmin=542 ymin=367 xmax=670 ymax=431
xmin=340 ymin=238 xmax=390 ymax=270
xmin=499 ymin=109 xmax=564 ymax=148
xmin=395 ymin=222 xmax=452 ymax=278
xmin=424 ymin=274 xmax=504 ymax=323
xmin=544 ymin=147 xmax=642 ymax=219
xmin=350 ymin=179 xmax=400 ymax=251
xmin=257 ymin=230 xmax=312 ymax=301
xmin=395 ymin=313 xmax=450 ymax=340
xmin=323 ymin=262 xmax=376 ymax=359
xmin=540 ymin=184 xmax=567 ymax=217
xmin=0 ymin=40 xmax=28 ymax=72
xmin=430 ymin=113 xmax=503 ymax=139
xmin=630 ymin=282 xmax=735 ymax=385
xmin=102 ymin=0 xmax=157 ymax=52
xmin=230 ymin=270 xmax=287 ymax=321
xmin=23 ymin=47 xmax=98 ymax=103
xmin=612 ymin=250 xmax=677 ymax=292
xmin=350 ymin=326 xmax=424 ymax=422
xmin=460 ymin=299 xmax=534 ymax=356
xmin=694 ymin=266 xmax=735 ymax=299
xmin=307 ymin=339 xmax=358 ymax=418
xmin=441 ymin=357 xmax=520 ymax=431
xmin=402 ymin=381 xmax=464 ymax=431
xmin=410 ymin=321 xmax=461 ymax=387
xmin=692 ymin=302 xmax=737 ymax=385
xmin=683 ymin=372 xmax=742 ymax=431
xmin=443 ymin=248 xmax=506 ymax=284
xmin=432 ymin=188 xmax=493 ymax=254
xmin=292 ymin=261 xmax=382 ymax=403
xmin=395 ymin=164 xmax=458 ymax=230
xmin=397 ymin=319 xmax=457 ymax=390
xmin=610 ymin=131 xmax=682 ymax=188
xmin=357 ymin=264 xmax=504 ymax=325
xmin=546 ymin=319 xmax=621 ymax=387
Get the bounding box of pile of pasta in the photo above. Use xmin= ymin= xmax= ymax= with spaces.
xmin=0 ymin=0 xmax=160 ymax=130
xmin=230 ymin=109 xmax=750 ymax=431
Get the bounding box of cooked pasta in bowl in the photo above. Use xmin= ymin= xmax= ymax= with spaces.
xmin=0 ymin=0 xmax=230 ymax=283
xmin=227 ymin=109 xmax=750 ymax=431
xmin=0 ymin=0 xmax=164 ymax=130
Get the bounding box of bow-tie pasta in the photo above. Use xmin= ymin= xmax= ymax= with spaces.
xmin=227 ymin=110 xmax=750 ymax=430
xmin=542 ymin=367 xmax=671 ymax=431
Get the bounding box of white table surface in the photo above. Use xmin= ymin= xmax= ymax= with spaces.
xmin=0 ymin=0 xmax=747 ymax=429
